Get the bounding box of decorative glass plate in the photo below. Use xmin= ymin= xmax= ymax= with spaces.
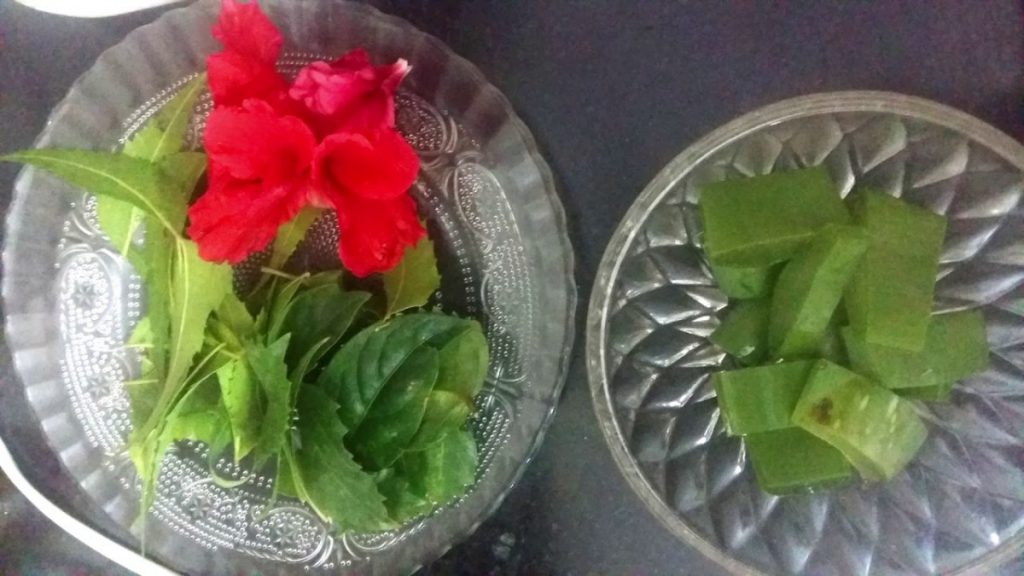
xmin=588 ymin=92 xmax=1024 ymax=576
xmin=1 ymin=1 xmax=575 ymax=574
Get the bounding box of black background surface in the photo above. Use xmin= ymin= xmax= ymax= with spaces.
xmin=0 ymin=1 xmax=1022 ymax=574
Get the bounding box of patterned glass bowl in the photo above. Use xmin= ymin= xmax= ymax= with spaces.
xmin=588 ymin=93 xmax=1024 ymax=576
xmin=0 ymin=1 xmax=575 ymax=574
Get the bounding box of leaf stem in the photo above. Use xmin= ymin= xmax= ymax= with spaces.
xmin=260 ymin=267 xmax=298 ymax=280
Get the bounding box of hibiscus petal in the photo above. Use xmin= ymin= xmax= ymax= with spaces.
xmin=212 ymin=0 xmax=282 ymax=64
xmin=312 ymin=130 xmax=419 ymax=203
xmin=187 ymin=168 xmax=310 ymax=264
xmin=207 ymin=51 xmax=287 ymax=108
xmin=335 ymin=194 xmax=426 ymax=277
xmin=287 ymin=51 xmax=411 ymax=134
xmin=203 ymin=104 xmax=317 ymax=182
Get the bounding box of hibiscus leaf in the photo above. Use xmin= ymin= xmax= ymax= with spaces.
xmin=398 ymin=428 xmax=477 ymax=508
xmin=216 ymin=358 xmax=262 ymax=461
xmin=435 ymin=320 xmax=489 ymax=403
xmin=293 ymin=384 xmax=391 ymax=531
xmin=247 ymin=334 xmax=293 ymax=465
xmin=376 ymin=468 xmax=432 ymax=523
xmin=406 ymin=390 xmax=471 ymax=451
xmin=346 ymin=346 xmax=438 ymax=471
xmin=269 ymin=206 xmax=324 ymax=270
xmin=316 ymin=312 xmax=472 ymax=421
xmin=281 ymin=284 xmax=370 ymax=370
xmin=381 ymin=237 xmax=440 ymax=317
xmin=2 ymin=149 xmax=187 ymax=236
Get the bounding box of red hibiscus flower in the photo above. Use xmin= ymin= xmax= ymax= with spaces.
xmin=189 ymin=0 xmax=424 ymax=277
xmin=188 ymin=101 xmax=317 ymax=263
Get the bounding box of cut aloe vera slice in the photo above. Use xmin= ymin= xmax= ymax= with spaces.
xmin=842 ymin=310 xmax=988 ymax=401
xmin=700 ymin=166 xmax=850 ymax=267
xmin=709 ymin=262 xmax=777 ymax=300
xmin=793 ymin=360 xmax=927 ymax=481
xmin=710 ymin=299 xmax=770 ymax=364
xmin=769 ymin=225 xmax=867 ymax=359
xmin=844 ymin=190 xmax=947 ymax=351
xmin=713 ymin=361 xmax=814 ymax=436
xmin=745 ymin=428 xmax=853 ymax=494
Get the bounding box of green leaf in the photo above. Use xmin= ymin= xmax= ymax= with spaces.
xmin=247 ymin=335 xmax=293 ymax=464
xmin=281 ymin=284 xmax=370 ymax=369
xmin=2 ymin=149 xmax=186 ymax=236
xmin=381 ymin=238 xmax=440 ymax=317
xmin=406 ymin=390 xmax=471 ymax=451
xmin=435 ymin=320 xmax=488 ymax=403
xmin=122 ymin=75 xmax=205 ymax=162
xmin=266 ymin=274 xmax=309 ymax=342
xmin=317 ymin=312 xmax=473 ymax=424
xmin=161 ymin=376 xmax=227 ymax=449
xmin=216 ymin=292 xmax=256 ymax=342
xmin=293 ymin=385 xmax=390 ymax=531
xmin=346 ymin=346 xmax=439 ymax=471
xmin=99 ymin=76 xmax=205 ymax=254
xmin=399 ymin=429 xmax=477 ymax=507
xmin=376 ymin=468 xmax=432 ymax=523
xmin=216 ymin=358 xmax=261 ymax=461
xmin=269 ymin=206 xmax=324 ymax=270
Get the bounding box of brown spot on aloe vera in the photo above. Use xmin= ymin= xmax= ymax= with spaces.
xmin=811 ymin=397 xmax=834 ymax=425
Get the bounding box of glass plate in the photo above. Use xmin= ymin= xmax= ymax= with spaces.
xmin=588 ymin=92 xmax=1024 ymax=576
xmin=1 ymin=1 xmax=575 ymax=574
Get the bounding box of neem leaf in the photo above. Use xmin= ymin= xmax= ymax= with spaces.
xmin=123 ymin=76 xmax=205 ymax=162
xmin=266 ymin=274 xmax=310 ymax=342
xmin=160 ymin=376 xmax=227 ymax=449
xmin=269 ymin=206 xmax=324 ymax=270
xmin=99 ymin=76 xmax=204 ymax=253
xmin=346 ymin=346 xmax=439 ymax=471
xmin=406 ymin=390 xmax=471 ymax=451
xmin=281 ymin=284 xmax=370 ymax=369
xmin=435 ymin=320 xmax=488 ymax=403
xmin=293 ymin=384 xmax=390 ymax=531
xmin=317 ymin=312 xmax=472 ymax=425
xmin=1 ymin=149 xmax=186 ymax=236
xmin=216 ymin=291 xmax=256 ymax=341
xmin=381 ymin=237 xmax=440 ymax=317
xmin=216 ymin=358 xmax=261 ymax=461
xmin=247 ymin=335 xmax=293 ymax=464
xmin=399 ymin=428 xmax=477 ymax=508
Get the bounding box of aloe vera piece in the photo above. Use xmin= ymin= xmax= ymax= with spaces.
xmin=712 ymin=361 xmax=814 ymax=436
xmin=709 ymin=262 xmax=777 ymax=300
xmin=842 ymin=310 xmax=988 ymax=401
xmin=746 ymin=428 xmax=853 ymax=494
xmin=710 ymin=299 xmax=770 ymax=364
xmin=769 ymin=225 xmax=867 ymax=359
xmin=793 ymin=360 xmax=927 ymax=481
xmin=700 ymin=166 xmax=850 ymax=267
xmin=844 ymin=190 xmax=947 ymax=351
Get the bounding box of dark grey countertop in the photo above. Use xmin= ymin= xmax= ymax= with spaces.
xmin=1 ymin=1 xmax=1022 ymax=574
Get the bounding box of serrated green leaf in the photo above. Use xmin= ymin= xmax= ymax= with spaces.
xmin=269 ymin=206 xmax=324 ymax=270
xmin=399 ymin=428 xmax=476 ymax=507
xmin=123 ymin=76 xmax=204 ymax=162
xmin=346 ymin=346 xmax=438 ymax=471
xmin=2 ymin=149 xmax=186 ymax=236
xmin=381 ymin=238 xmax=440 ymax=317
xmin=376 ymin=468 xmax=432 ymax=523
xmin=293 ymin=385 xmax=390 ymax=531
xmin=266 ymin=274 xmax=309 ymax=342
xmin=216 ymin=358 xmax=261 ymax=462
xmin=216 ymin=292 xmax=256 ymax=341
xmin=281 ymin=284 xmax=370 ymax=369
xmin=435 ymin=320 xmax=488 ymax=403
xmin=317 ymin=312 xmax=473 ymax=423
xmin=406 ymin=390 xmax=471 ymax=451
xmin=160 ymin=151 xmax=206 ymax=202
xmin=247 ymin=335 xmax=293 ymax=465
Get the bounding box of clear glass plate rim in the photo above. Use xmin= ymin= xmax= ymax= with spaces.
xmin=586 ymin=90 xmax=1024 ymax=576
xmin=0 ymin=0 xmax=577 ymax=573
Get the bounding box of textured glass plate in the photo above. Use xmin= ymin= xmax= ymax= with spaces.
xmin=588 ymin=93 xmax=1024 ymax=576
xmin=1 ymin=1 xmax=575 ymax=574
